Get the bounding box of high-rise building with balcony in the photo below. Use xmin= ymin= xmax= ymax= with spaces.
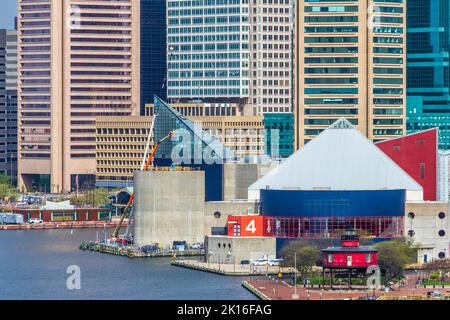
xmin=167 ymin=0 xmax=293 ymax=116
xmin=406 ymin=0 xmax=450 ymax=150
xmin=17 ymin=0 xmax=140 ymax=193
xmin=0 ymin=28 xmax=18 ymax=185
xmin=294 ymin=0 xmax=406 ymax=148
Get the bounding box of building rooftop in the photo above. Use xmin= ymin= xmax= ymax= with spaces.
xmin=249 ymin=119 xmax=423 ymax=199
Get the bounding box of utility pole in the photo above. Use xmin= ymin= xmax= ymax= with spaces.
xmin=292 ymin=252 xmax=299 ymax=300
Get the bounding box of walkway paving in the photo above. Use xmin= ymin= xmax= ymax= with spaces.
xmin=172 ymin=259 xmax=296 ymax=276
xmin=244 ymin=274 xmax=450 ymax=300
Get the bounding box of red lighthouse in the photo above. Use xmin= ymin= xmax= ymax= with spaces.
xmin=321 ymin=230 xmax=378 ymax=289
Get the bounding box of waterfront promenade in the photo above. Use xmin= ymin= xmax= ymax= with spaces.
xmin=244 ymin=274 xmax=450 ymax=300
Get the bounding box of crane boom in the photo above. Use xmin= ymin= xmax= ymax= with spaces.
xmin=111 ymin=131 xmax=175 ymax=241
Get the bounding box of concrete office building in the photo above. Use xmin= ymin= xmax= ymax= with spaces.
xmin=95 ymin=116 xmax=153 ymax=189
xmin=167 ymin=0 xmax=293 ymax=115
xmin=406 ymin=0 xmax=450 ymax=150
xmin=294 ymin=0 xmax=406 ymax=148
xmin=17 ymin=0 xmax=140 ymax=193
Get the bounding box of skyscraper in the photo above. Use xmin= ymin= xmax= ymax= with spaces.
xmin=0 ymin=30 xmax=7 ymax=178
xmin=0 ymin=28 xmax=18 ymax=185
xmin=295 ymin=0 xmax=406 ymax=148
xmin=140 ymin=0 xmax=167 ymax=114
xmin=406 ymin=0 xmax=450 ymax=150
xmin=167 ymin=0 xmax=293 ymax=116
xmin=18 ymin=0 xmax=140 ymax=193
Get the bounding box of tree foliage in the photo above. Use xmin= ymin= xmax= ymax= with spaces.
xmin=0 ymin=174 xmax=17 ymax=201
xmin=280 ymin=241 xmax=321 ymax=277
xmin=70 ymin=187 xmax=110 ymax=207
xmin=374 ymin=239 xmax=416 ymax=279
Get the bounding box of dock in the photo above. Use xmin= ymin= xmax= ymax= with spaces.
xmin=80 ymin=241 xmax=205 ymax=258
xmin=0 ymin=221 xmax=126 ymax=231
xmin=171 ymin=259 xmax=296 ymax=276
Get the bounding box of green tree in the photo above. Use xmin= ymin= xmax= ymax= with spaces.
xmin=70 ymin=187 xmax=110 ymax=207
xmin=374 ymin=239 xmax=416 ymax=280
xmin=280 ymin=241 xmax=321 ymax=277
xmin=0 ymin=174 xmax=17 ymax=201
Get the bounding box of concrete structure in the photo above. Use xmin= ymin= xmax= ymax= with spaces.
xmin=405 ymin=202 xmax=450 ymax=263
xmin=133 ymin=170 xmax=205 ymax=248
xmin=406 ymin=0 xmax=450 ymax=150
xmin=294 ymin=0 xmax=406 ymax=148
xmin=223 ymin=163 xmax=274 ymax=201
xmin=204 ymin=200 xmax=259 ymax=236
xmin=205 ymin=235 xmax=276 ymax=265
xmin=167 ymin=0 xmax=293 ymax=115
xmin=96 ymin=116 xmax=153 ymax=188
xmin=0 ymin=28 xmax=17 ymax=184
xmin=17 ymin=0 xmax=140 ymax=193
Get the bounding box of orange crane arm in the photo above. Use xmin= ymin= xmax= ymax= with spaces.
xmin=111 ymin=131 xmax=175 ymax=240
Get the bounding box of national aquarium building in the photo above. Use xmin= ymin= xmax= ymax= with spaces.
xmin=248 ymin=119 xmax=424 ymax=240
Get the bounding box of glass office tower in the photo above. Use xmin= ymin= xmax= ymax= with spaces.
xmin=167 ymin=0 xmax=293 ymax=115
xmin=141 ymin=0 xmax=167 ymax=114
xmin=407 ymin=0 xmax=450 ymax=149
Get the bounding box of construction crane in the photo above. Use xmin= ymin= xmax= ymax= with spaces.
xmin=110 ymin=130 xmax=175 ymax=243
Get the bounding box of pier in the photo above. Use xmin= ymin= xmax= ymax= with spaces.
xmin=171 ymin=259 xmax=296 ymax=276
xmin=0 ymin=221 xmax=126 ymax=231
xmin=80 ymin=241 xmax=205 ymax=259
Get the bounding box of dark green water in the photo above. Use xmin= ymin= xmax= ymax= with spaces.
xmin=0 ymin=229 xmax=255 ymax=300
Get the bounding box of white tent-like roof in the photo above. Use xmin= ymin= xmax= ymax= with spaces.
xmin=40 ymin=200 xmax=74 ymax=210
xmin=249 ymin=119 xmax=423 ymax=201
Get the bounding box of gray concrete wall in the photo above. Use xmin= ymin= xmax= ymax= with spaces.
xmin=205 ymin=235 xmax=276 ymax=264
xmin=223 ymin=163 xmax=274 ymax=200
xmin=133 ymin=171 xmax=205 ymax=248
xmin=204 ymin=201 xmax=259 ymax=235
xmin=405 ymin=202 xmax=450 ymax=263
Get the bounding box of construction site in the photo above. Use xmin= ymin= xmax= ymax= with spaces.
xmin=79 ymin=98 xmax=450 ymax=300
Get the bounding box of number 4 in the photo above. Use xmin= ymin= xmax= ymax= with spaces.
xmin=245 ymin=220 xmax=257 ymax=234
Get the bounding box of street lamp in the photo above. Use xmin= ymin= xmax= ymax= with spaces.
xmin=167 ymin=46 xmax=176 ymax=104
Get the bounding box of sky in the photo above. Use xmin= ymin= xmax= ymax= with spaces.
xmin=0 ymin=0 xmax=17 ymax=30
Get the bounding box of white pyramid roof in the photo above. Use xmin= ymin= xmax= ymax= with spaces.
xmin=249 ymin=119 xmax=423 ymax=200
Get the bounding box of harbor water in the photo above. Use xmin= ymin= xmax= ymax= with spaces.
xmin=0 ymin=229 xmax=256 ymax=300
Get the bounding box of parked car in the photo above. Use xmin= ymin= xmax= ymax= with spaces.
xmin=29 ymin=218 xmax=44 ymax=224
xmin=173 ymin=241 xmax=188 ymax=251
xmin=16 ymin=202 xmax=28 ymax=207
xmin=268 ymin=259 xmax=283 ymax=267
xmin=427 ymin=291 xmax=442 ymax=298
xmin=190 ymin=242 xmax=204 ymax=250
xmin=139 ymin=244 xmax=161 ymax=253
xmin=252 ymin=258 xmax=269 ymax=266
